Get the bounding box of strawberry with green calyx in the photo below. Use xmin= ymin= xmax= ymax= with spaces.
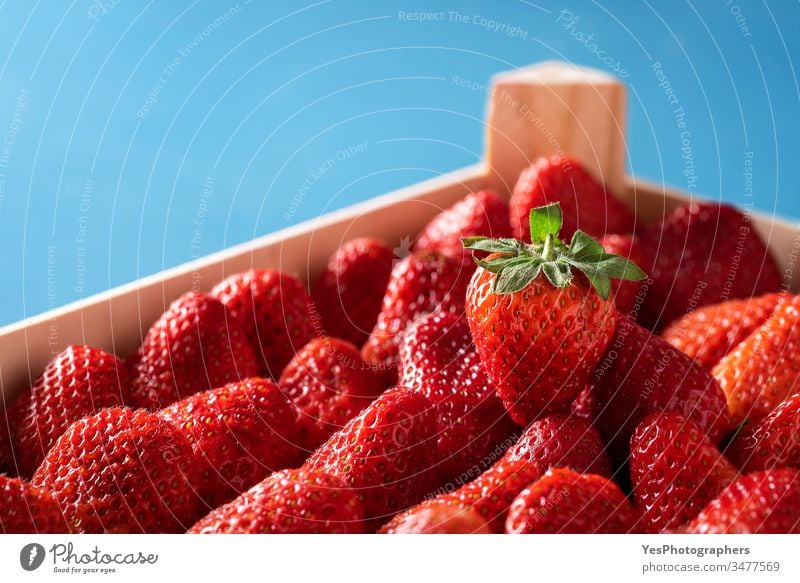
xmin=462 ymin=202 xmax=646 ymax=426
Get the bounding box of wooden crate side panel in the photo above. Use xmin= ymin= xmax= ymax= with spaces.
xmin=0 ymin=167 xmax=486 ymax=400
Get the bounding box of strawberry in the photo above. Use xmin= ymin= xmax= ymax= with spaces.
xmin=398 ymin=311 xmax=517 ymax=481
xmin=662 ymin=293 xmax=785 ymax=369
xmin=712 ymin=294 xmax=800 ymax=426
xmin=506 ymin=412 xmax=611 ymax=478
xmin=128 ymin=292 xmax=259 ymax=409
xmin=505 ymin=468 xmax=641 ymax=534
xmin=32 ymin=407 xmax=201 ymax=533
xmin=600 ymin=234 xmax=648 ymax=318
xmin=0 ymin=425 xmax=11 ymax=475
xmin=463 ymin=202 xmax=644 ymax=425
xmin=389 ymin=456 xmax=540 ymax=534
xmin=398 ymin=311 xmax=469 ymax=391
xmin=362 ymin=251 xmax=471 ymax=385
xmin=1 ymin=475 xmax=71 ymax=534
xmin=640 ymin=202 xmax=782 ymax=329
xmin=416 ymin=190 xmax=512 ymax=260
xmin=450 ymin=457 xmax=542 ymax=532
xmin=727 ymin=393 xmax=800 ymax=473
xmin=188 ymin=468 xmax=364 ymax=534
xmin=509 ymin=155 xmax=636 ymax=243
xmin=311 ymin=238 xmax=394 ymax=346
xmin=305 ymin=386 xmax=438 ymax=528
xmin=686 ymin=469 xmax=800 ymax=534
xmin=211 ymin=269 xmax=319 ymax=378
xmin=630 ymin=412 xmax=738 ymax=532
xmin=278 ymin=337 xmax=385 ymax=450
xmin=570 ymin=385 xmax=598 ymax=423
xmin=392 ymin=420 xmax=601 ymax=534
xmin=592 ymin=316 xmax=731 ymax=458
xmin=378 ymin=497 xmax=492 ymax=534
xmin=160 ymin=378 xmax=305 ymax=507
xmin=4 ymin=345 xmax=130 ymax=478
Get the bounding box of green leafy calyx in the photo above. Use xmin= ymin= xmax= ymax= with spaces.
xmin=462 ymin=202 xmax=646 ymax=299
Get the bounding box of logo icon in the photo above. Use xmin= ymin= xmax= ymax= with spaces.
xmin=393 ymin=235 xmax=412 ymax=262
xmin=19 ymin=543 xmax=46 ymax=571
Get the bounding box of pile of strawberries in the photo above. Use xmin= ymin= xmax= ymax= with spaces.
xmin=2 ymin=155 xmax=799 ymax=535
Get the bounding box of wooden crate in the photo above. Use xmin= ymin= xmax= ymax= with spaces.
xmin=1 ymin=61 xmax=797 ymax=402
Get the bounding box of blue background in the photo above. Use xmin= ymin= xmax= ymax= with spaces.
xmin=0 ymin=0 xmax=797 ymax=326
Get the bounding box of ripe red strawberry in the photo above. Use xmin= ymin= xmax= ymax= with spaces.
xmin=505 ymin=468 xmax=641 ymax=534
xmin=211 ymin=269 xmax=318 ymax=378
xmin=278 ymin=337 xmax=385 ymax=450
xmin=662 ymin=293 xmax=785 ymax=370
xmin=188 ymin=468 xmax=364 ymax=534
xmin=399 ymin=312 xmax=517 ymax=481
xmin=727 ymin=393 xmax=800 ymax=473
xmin=570 ymin=385 xmax=598 ymax=423
xmin=712 ymin=294 xmax=800 ymax=426
xmin=311 ymin=238 xmax=394 ymax=346
xmin=592 ymin=317 xmax=731 ymax=458
xmin=160 ymin=378 xmax=305 ymax=507
xmin=1 ymin=475 xmax=71 ymax=533
xmin=362 ymin=251 xmax=471 ymax=385
xmin=509 ymin=155 xmax=636 ymax=243
xmin=506 ymin=412 xmax=611 ymax=478
xmin=630 ymin=412 xmax=738 ymax=532
xmin=5 ymin=345 xmax=130 ymax=478
xmin=416 ymin=190 xmax=512 ymax=260
xmin=640 ymin=202 xmax=782 ymax=329
xmin=305 ymin=387 xmax=438 ymax=528
xmin=388 ymin=456 xmax=540 ymax=534
xmin=378 ymin=497 xmax=492 ymax=534
xmin=450 ymin=457 xmax=542 ymax=532
xmin=686 ymin=469 xmax=800 ymax=533
xmin=0 ymin=425 xmax=11 ymax=475
xmin=32 ymin=407 xmax=201 ymax=533
xmin=128 ymin=292 xmax=258 ymax=409
xmin=464 ymin=203 xmax=644 ymax=425
xmin=600 ymin=234 xmax=648 ymax=318
xmin=398 ymin=311 xmax=469 ymax=391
